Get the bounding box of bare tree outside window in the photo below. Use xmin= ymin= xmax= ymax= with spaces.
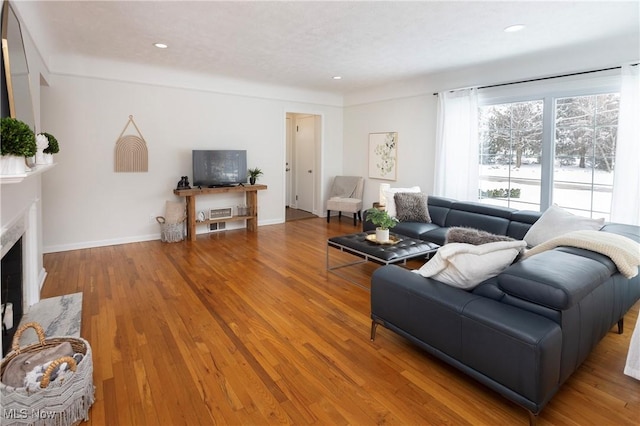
xmin=478 ymin=93 xmax=619 ymax=219
xmin=479 ymin=100 xmax=543 ymax=210
xmin=554 ymin=94 xmax=619 ymax=219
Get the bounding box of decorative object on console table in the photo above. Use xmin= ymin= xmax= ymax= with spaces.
xmin=368 ymin=132 xmax=397 ymax=181
xmin=209 ymin=207 xmax=233 ymax=220
xmin=0 ymin=117 xmax=36 ymax=175
xmin=248 ymin=167 xmax=263 ymax=185
xmin=114 ymin=115 xmax=148 ymax=172
xmin=365 ymin=207 xmax=398 ymax=243
xmin=176 ymin=176 xmax=191 ymax=189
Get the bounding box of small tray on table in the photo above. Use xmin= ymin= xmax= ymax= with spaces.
xmin=365 ymin=234 xmax=402 ymax=245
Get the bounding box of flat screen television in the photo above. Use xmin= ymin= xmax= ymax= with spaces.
xmin=192 ymin=150 xmax=248 ymax=187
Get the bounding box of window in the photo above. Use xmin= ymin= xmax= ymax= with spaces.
xmin=477 ymin=78 xmax=620 ymax=220
xmin=479 ymin=101 xmax=543 ymax=210
xmin=554 ymin=94 xmax=619 ymax=219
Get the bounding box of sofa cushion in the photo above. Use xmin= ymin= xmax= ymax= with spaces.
xmin=523 ymin=205 xmax=604 ymax=246
xmin=419 ymin=227 xmax=450 ymax=246
xmin=508 ymin=211 xmax=541 ymax=240
xmin=600 ymin=223 xmax=640 ymax=242
xmin=395 ymin=192 xmax=431 ymax=223
xmin=446 ymin=227 xmax=514 ymax=245
xmin=459 ymin=298 xmax=562 ymax=404
xmin=383 ymin=186 xmax=421 ymax=218
xmin=498 ymin=250 xmax=614 ymax=310
xmin=393 ymin=222 xmax=440 ymax=239
xmin=413 ymin=240 xmax=527 ymax=290
xmin=450 ymin=201 xmax=514 ymax=219
xmin=426 ymin=196 xmax=455 ymax=226
xmin=444 ymin=202 xmax=513 ymax=236
xmin=523 ymin=230 xmax=640 ymax=278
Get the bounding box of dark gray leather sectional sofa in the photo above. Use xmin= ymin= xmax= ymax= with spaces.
xmin=364 ymin=196 xmax=640 ymax=424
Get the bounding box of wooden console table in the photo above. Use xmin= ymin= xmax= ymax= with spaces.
xmin=173 ymin=184 xmax=267 ymax=241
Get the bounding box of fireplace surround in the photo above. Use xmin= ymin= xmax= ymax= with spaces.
xmin=1 ymin=236 xmax=23 ymax=355
xmin=1 ymin=171 xmax=50 ymax=354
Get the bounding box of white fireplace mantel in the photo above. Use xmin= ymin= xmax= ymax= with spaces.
xmin=0 ymin=163 xmax=56 ymax=185
xmin=1 ymin=164 xmax=55 ymax=307
xmin=1 ymin=163 xmax=53 ymax=354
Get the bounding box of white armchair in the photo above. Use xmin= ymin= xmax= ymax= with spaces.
xmin=326 ymin=176 xmax=364 ymax=225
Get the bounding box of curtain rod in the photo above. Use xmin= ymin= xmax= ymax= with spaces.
xmin=432 ymin=63 xmax=638 ymax=96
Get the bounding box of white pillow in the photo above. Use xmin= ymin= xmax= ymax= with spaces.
xmin=383 ymin=186 xmax=421 ymax=218
xmin=413 ymin=240 xmax=527 ymax=290
xmin=524 ymin=205 xmax=604 ymax=247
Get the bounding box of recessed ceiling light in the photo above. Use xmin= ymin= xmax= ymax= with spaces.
xmin=154 ymin=43 xmax=168 ymax=49
xmin=504 ymin=24 xmax=525 ymax=33
xmin=332 ymin=76 xmax=342 ymax=80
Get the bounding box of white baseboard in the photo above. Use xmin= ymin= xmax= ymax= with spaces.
xmin=44 ymin=233 xmax=161 ymax=253
xmin=43 ymin=221 xmax=282 ymax=253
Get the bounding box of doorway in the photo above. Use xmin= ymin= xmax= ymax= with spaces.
xmin=285 ymin=113 xmax=320 ymax=221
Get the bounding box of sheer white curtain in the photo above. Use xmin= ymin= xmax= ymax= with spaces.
xmin=611 ymin=64 xmax=640 ymax=225
xmin=433 ymin=88 xmax=479 ymax=200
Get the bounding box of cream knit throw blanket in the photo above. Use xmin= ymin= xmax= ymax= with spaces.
xmin=523 ymin=230 xmax=640 ymax=279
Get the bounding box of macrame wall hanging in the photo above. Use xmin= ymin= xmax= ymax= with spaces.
xmin=114 ymin=115 xmax=148 ymax=172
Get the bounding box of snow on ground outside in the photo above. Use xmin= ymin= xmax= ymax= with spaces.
xmin=479 ymin=164 xmax=613 ymax=219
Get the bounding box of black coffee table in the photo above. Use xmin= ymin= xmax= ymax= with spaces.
xmin=327 ymin=231 xmax=439 ymax=288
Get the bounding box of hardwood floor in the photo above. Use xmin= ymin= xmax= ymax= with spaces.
xmin=285 ymin=207 xmax=317 ymax=222
xmin=41 ymin=218 xmax=639 ymax=425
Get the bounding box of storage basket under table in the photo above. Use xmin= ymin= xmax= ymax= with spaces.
xmin=0 ymin=322 xmax=95 ymax=426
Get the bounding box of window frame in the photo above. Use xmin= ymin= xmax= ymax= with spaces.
xmin=477 ymin=71 xmax=621 ymax=213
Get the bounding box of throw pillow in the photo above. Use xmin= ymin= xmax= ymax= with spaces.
xmin=382 ymin=186 xmax=421 ymax=218
xmin=413 ymin=240 xmax=527 ymax=290
xmin=165 ymin=200 xmax=185 ymax=224
xmin=1 ymin=341 xmax=74 ymax=388
xmin=523 ymin=205 xmax=604 ymax=247
xmin=394 ymin=192 xmax=431 ymax=223
xmin=445 ymin=227 xmax=514 ymax=245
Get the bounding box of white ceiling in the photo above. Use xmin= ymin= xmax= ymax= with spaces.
xmin=14 ymin=0 xmax=640 ymax=94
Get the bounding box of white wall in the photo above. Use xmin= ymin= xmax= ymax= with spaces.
xmin=343 ymin=95 xmax=437 ymax=208
xmin=40 ymin=74 xmax=343 ymax=252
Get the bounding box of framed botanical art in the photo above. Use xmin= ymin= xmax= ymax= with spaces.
xmin=368 ymin=132 xmax=397 ymax=181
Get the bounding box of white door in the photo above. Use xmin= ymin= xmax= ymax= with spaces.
xmin=285 ymin=116 xmax=293 ymax=207
xmin=295 ymin=115 xmax=315 ymax=213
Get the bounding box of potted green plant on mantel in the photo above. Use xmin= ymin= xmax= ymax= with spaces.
xmin=0 ymin=117 xmax=36 ymax=175
xmin=365 ymin=207 xmax=398 ymax=243
xmin=247 ymin=167 xmax=263 ymax=185
xmin=35 ymin=132 xmax=59 ymax=165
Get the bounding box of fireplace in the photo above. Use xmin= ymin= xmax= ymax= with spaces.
xmin=1 ymin=177 xmax=47 ymax=354
xmin=1 ymin=237 xmax=23 ymax=356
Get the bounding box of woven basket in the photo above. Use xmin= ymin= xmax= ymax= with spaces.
xmin=157 ymin=217 xmax=184 ymax=243
xmin=0 ymin=322 xmax=95 ymax=426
